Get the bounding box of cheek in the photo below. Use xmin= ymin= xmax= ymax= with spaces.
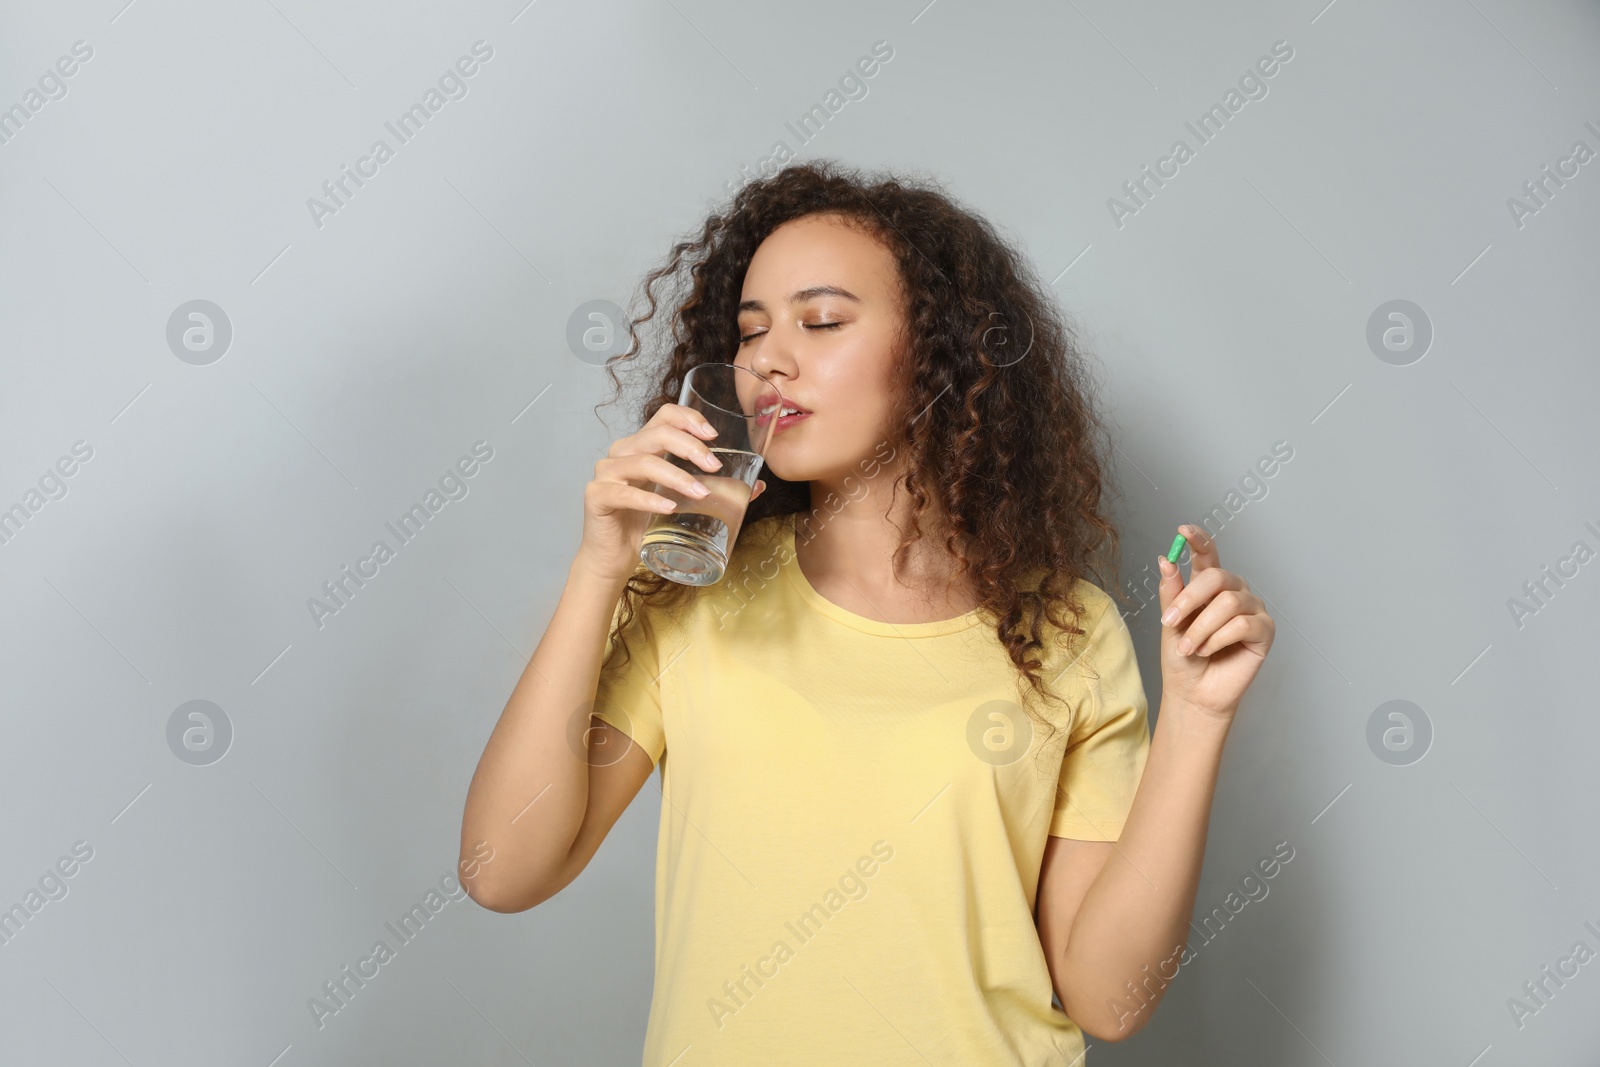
xmin=855 ymin=341 xmax=903 ymax=427
xmin=826 ymin=348 xmax=888 ymax=407
xmin=821 ymin=377 xmax=896 ymax=452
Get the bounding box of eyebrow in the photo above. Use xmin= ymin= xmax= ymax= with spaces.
xmin=738 ymin=285 xmax=861 ymax=313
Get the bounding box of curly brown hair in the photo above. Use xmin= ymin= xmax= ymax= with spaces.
xmin=595 ymin=159 xmax=1129 ymax=742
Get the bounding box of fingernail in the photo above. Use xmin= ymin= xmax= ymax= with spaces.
xmin=1161 ymin=606 xmax=1180 ymax=626
xmin=690 ymin=481 xmax=710 ymax=497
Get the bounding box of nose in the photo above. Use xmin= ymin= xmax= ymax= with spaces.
xmin=743 ymin=326 xmax=797 ymax=390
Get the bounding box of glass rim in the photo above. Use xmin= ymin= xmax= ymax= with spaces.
xmin=684 ymin=361 xmax=787 ymax=420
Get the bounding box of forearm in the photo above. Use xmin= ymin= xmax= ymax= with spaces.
xmin=1054 ymin=698 xmax=1232 ymax=1037
xmin=459 ymin=556 xmax=629 ymax=910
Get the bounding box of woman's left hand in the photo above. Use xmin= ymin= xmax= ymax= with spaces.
xmin=1155 ymin=524 xmax=1275 ymax=723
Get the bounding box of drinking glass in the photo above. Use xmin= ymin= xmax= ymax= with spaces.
xmin=640 ymin=362 xmax=783 ymax=585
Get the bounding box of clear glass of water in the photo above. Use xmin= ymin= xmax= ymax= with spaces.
xmin=640 ymin=362 xmax=783 ymax=586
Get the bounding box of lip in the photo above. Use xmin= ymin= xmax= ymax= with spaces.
xmin=754 ymin=390 xmax=811 ymax=431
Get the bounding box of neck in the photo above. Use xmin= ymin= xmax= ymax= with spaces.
xmin=794 ymin=484 xmax=972 ymax=609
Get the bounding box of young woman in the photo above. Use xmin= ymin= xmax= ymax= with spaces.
xmin=459 ymin=160 xmax=1275 ymax=1064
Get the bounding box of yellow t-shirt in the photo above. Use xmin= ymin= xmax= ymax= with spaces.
xmin=592 ymin=512 xmax=1151 ymax=1066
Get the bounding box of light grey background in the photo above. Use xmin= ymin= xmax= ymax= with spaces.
xmin=2 ymin=0 xmax=1597 ymax=1064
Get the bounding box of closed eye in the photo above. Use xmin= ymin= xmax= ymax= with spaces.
xmin=737 ymin=322 xmax=845 ymax=344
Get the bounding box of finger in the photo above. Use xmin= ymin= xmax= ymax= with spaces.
xmin=1191 ymin=614 xmax=1256 ymax=657
xmin=1179 ymin=524 xmax=1222 ymax=574
xmin=609 ymin=425 xmax=724 ymax=474
xmin=600 ymin=452 xmax=715 ymax=501
xmin=1160 ymin=566 xmax=1246 ymax=629
xmin=1156 ymin=551 xmax=1185 ymax=620
xmin=1174 ymin=589 xmax=1248 ymax=655
xmin=613 ymin=403 xmax=719 ymax=460
xmin=647 ymin=401 xmax=718 ymax=440
xmin=589 ymin=480 xmax=680 ymax=515
xmin=751 ymin=479 xmax=766 ymax=501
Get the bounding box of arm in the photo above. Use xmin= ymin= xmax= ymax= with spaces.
xmin=1038 ymin=523 xmax=1273 ymax=1040
xmin=1036 ymin=700 xmax=1231 ymax=1040
xmin=461 ymin=402 xmax=743 ymax=912
xmin=458 ymin=557 xmax=654 ymax=913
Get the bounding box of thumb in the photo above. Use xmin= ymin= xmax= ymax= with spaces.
xmin=751 ymin=479 xmax=766 ymax=501
xmin=1156 ymin=551 xmax=1185 ymax=629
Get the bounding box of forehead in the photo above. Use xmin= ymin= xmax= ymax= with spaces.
xmin=739 ymin=214 xmax=896 ymax=301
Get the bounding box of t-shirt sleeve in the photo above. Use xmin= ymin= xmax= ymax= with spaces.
xmin=590 ymin=586 xmax=669 ymax=769
xmin=1048 ymin=592 xmax=1151 ymax=840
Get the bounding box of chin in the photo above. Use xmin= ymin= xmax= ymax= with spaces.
xmin=759 ymin=453 xmax=821 ymax=486
xmin=763 ymin=426 xmax=888 ymax=487
xmin=759 ymin=453 xmax=803 ymax=484
xmin=763 ymin=457 xmax=851 ymax=488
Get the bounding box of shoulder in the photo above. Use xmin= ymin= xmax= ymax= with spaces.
xmin=635 ymin=514 xmax=791 ymax=630
xmin=1026 ymin=571 xmax=1116 ymax=630
xmin=736 ymin=512 xmax=790 ymax=551
xmin=1038 ymin=578 xmax=1128 ymax=674
xmin=1073 ymin=579 xmax=1121 ymax=626
xmin=721 ymin=512 xmax=794 ymax=579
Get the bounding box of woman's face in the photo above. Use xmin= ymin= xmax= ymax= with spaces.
xmin=732 ymin=212 xmax=906 ymax=487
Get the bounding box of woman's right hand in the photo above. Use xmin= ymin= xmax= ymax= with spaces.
xmin=577 ymin=403 xmax=767 ymax=583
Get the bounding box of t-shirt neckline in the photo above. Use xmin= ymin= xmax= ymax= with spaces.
xmin=779 ymin=513 xmax=987 ymax=638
